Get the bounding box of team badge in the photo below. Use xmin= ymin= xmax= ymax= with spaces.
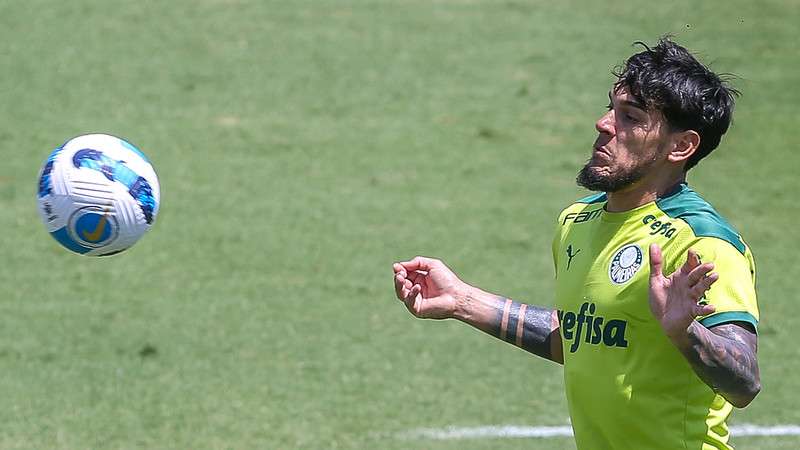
xmin=608 ymin=244 xmax=643 ymax=284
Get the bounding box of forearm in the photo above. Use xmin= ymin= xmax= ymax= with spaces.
xmin=453 ymin=286 xmax=563 ymax=364
xmin=671 ymin=322 xmax=760 ymax=408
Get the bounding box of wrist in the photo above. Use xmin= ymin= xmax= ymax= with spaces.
xmin=452 ymin=284 xmax=478 ymax=322
xmin=664 ymin=319 xmax=697 ymax=351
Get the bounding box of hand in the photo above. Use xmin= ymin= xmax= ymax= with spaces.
xmin=648 ymin=244 xmax=718 ymax=342
xmin=393 ymin=256 xmax=468 ymax=319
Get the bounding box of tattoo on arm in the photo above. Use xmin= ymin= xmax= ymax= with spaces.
xmin=490 ymin=297 xmax=560 ymax=362
xmin=682 ymin=322 xmax=761 ymax=407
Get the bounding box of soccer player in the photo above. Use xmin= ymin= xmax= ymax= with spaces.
xmin=392 ymin=37 xmax=760 ymax=450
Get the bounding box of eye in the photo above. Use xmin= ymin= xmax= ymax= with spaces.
xmin=624 ymin=113 xmax=640 ymax=123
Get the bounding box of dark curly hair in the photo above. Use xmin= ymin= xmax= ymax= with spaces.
xmin=614 ymin=37 xmax=739 ymax=170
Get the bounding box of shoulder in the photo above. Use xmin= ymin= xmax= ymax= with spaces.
xmin=655 ymin=184 xmax=747 ymax=255
xmin=654 ymin=186 xmax=759 ymax=330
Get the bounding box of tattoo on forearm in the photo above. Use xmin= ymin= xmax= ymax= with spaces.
xmin=684 ymin=322 xmax=760 ymax=406
xmin=492 ymin=297 xmax=556 ymax=360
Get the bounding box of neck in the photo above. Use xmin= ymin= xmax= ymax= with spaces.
xmin=605 ymin=172 xmax=687 ymax=212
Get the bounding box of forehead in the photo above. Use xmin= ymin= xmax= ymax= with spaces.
xmin=611 ymin=84 xmax=670 ymax=123
xmin=610 ymin=86 xmax=645 ymax=110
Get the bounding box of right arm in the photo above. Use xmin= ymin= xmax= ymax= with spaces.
xmin=454 ymin=287 xmax=563 ymax=363
xmin=393 ymin=256 xmax=563 ymax=364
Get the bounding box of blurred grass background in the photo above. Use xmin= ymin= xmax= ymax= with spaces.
xmin=0 ymin=0 xmax=797 ymax=448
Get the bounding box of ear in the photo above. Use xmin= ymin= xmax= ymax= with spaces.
xmin=666 ymin=130 xmax=701 ymax=165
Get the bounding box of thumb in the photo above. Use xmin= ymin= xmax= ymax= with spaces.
xmin=398 ymin=256 xmax=437 ymax=273
xmin=649 ymin=243 xmax=664 ymax=280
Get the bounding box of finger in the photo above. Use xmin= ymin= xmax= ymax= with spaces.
xmin=404 ymin=284 xmax=422 ymax=311
xmin=680 ymin=249 xmax=701 ymax=274
xmin=687 ymin=263 xmax=715 ymax=286
xmin=690 ymin=272 xmax=718 ymax=299
xmin=394 ymin=274 xmax=414 ymax=298
xmin=394 ymin=273 xmax=408 ymax=299
xmin=649 ymin=244 xmax=664 ymax=279
xmin=406 ymin=270 xmax=427 ymax=284
xmin=405 ymin=284 xmax=421 ymax=302
xmin=393 ymin=263 xmax=406 ymax=276
xmin=692 ymin=302 xmax=716 ymax=317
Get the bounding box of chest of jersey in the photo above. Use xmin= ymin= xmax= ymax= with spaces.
xmin=554 ymin=208 xmax=680 ymax=356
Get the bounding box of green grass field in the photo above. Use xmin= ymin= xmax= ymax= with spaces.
xmin=1 ymin=1 xmax=798 ymax=448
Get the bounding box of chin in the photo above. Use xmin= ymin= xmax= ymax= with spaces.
xmin=586 ymin=165 xmax=614 ymax=179
xmin=577 ymin=163 xmax=629 ymax=193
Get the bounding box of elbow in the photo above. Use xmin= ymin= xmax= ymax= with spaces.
xmin=728 ymin=381 xmax=761 ymax=408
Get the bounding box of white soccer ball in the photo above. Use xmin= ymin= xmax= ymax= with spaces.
xmin=37 ymin=133 xmax=160 ymax=256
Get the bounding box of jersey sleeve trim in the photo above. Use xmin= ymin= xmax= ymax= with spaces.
xmin=699 ymin=311 xmax=758 ymax=331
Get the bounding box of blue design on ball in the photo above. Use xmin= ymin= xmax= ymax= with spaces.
xmin=38 ymin=147 xmax=62 ymax=198
xmin=128 ymin=177 xmax=156 ymax=225
xmin=72 ymin=149 xmax=156 ymax=224
xmin=119 ymin=138 xmax=150 ymax=163
xmin=50 ymin=226 xmax=92 ymax=254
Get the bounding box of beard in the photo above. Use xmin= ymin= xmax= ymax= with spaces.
xmin=576 ymin=160 xmax=649 ymax=193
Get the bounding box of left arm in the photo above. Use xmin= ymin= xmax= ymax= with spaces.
xmin=648 ymin=244 xmax=761 ymax=408
xmin=673 ymin=322 xmax=760 ymax=408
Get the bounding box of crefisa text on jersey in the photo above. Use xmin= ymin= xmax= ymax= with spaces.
xmin=558 ymin=302 xmax=628 ymax=353
xmin=643 ymin=214 xmax=676 ymax=237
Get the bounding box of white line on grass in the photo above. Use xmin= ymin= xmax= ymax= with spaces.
xmin=403 ymin=424 xmax=800 ymax=440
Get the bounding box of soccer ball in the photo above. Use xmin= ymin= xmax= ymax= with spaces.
xmin=37 ymin=133 xmax=160 ymax=256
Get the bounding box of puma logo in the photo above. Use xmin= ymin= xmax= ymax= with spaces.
xmin=566 ymin=244 xmax=581 ymax=270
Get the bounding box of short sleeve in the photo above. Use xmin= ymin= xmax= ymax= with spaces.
xmin=690 ymin=237 xmax=759 ymax=330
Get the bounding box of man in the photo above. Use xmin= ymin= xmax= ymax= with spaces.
xmin=392 ymin=37 xmax=760 ymax=450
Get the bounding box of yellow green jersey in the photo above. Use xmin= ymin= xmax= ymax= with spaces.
xmin=552 ymin=183 xmax=758 ymax=450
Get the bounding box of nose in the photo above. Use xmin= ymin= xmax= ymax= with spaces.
xmin=595 ymin=110 xmax=615 ymax=135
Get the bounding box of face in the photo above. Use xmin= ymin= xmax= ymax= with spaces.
xmin=577 ymin=86 xmax=671 ymax=193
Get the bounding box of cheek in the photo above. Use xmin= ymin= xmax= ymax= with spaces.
xmin=614 ymin=130 xmax=645 ymax=159
xmin=615 ymin=127 xmax=635 ymax=144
